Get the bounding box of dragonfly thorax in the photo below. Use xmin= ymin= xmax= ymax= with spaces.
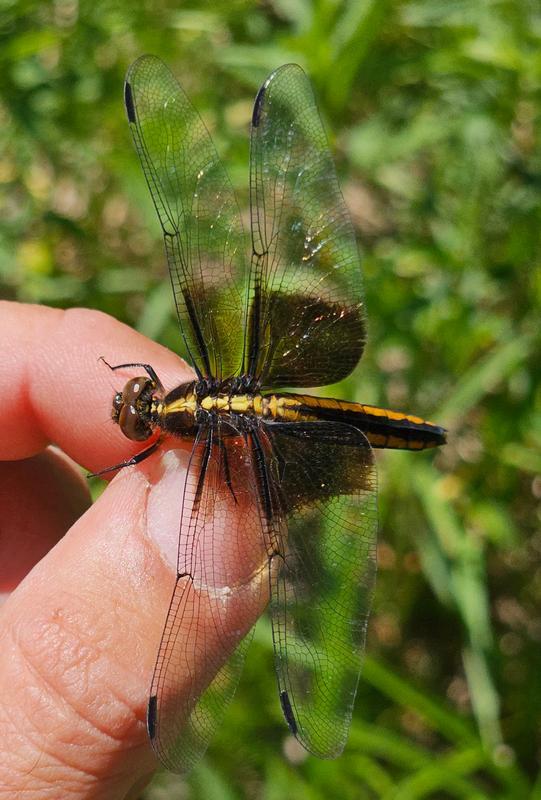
xmin=160 ymin=377 xmax=267 ymax=437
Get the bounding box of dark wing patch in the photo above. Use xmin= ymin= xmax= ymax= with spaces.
xmin=246 ymin=64 xmax=366 ymax=389
xmin=124 ymin=80 xmax=136 ymax=122
xmin=252 ymin=83 xmax=266 ymax=127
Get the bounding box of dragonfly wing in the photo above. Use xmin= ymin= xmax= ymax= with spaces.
xmin=148 ymin=425 xmax=269 ymax=772
xmin=246 ymin=64 xmax=366 ymax=389
xmin=259 ymin=420 xmax=377 ymax=757
xmin=125 ymin=55 xmax=247 ymax=381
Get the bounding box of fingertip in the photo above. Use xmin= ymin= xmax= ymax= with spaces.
xmin=0 ymin=302 xmax=193 ymax=470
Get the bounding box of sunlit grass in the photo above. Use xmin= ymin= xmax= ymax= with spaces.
xmin=2 ymin=1 xmax=540 ymax=796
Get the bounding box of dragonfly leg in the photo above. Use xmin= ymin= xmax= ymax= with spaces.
xmin=88 ymin=436 xmax=162 ymax=478
xmin=216 ymin=437 xmax=237 ymax=504
xmin=98 ymin=357 xmax=164 ymax=392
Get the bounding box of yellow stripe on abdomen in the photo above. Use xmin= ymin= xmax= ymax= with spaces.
xmin=268 ymin=393 xmax=446 ymax=451
xmin=358 ymin=404 xmax=425 ymax=425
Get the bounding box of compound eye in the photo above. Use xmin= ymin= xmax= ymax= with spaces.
xmin=112 ymin=391 xmax=124 ymax=421
xmin=118 ymin=404 xmax=152 ymax=442
xmin=122 ymin=377 xmax=152 ymax=404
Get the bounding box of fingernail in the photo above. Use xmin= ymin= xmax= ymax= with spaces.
xmin=145 ymin=448 xmax=189 ymax=571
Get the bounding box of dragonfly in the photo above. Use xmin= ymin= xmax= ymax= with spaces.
xmin=97 ymin=55 xmax=446 ymax=773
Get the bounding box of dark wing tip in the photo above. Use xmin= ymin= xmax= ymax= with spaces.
xmin=125 ymin=54 xmax=167 ymax=123
xmin=147 ymin=694 xmax=158 ymax=740
xmin=279 ymin=690 xmax=298 ymax=735
xmin=252 ymin=63 xmax=307 ymax=128
xmin=252 ymin=84 xmax=266 ymax=127
xmin=124 ymin=80 xmax=136 ymax=123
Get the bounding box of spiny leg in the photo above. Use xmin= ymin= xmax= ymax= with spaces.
xmin=88 ymin=436 xmax=163 ymax=478
xmin=98 ymin=356 xmax=164 ymax=391
xmin=216 ymin=437 xmax=237 ymax=505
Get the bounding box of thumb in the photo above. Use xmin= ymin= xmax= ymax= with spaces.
xmin=0 ymin=463 xmax=172 ymax=797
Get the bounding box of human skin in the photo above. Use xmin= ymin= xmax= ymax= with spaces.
xmin=0 ymin=301 xmax=264 ymax=798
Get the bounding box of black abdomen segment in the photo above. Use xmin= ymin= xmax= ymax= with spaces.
xmin=288 ymin=394 xmax=446 ymax=451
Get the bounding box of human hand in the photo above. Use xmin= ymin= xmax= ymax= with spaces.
xmin=0 ymin=301 xmax=263 ymax=798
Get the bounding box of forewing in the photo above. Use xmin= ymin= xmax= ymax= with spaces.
xmin=261 ymin=421 xmax=377 ymax=757
xmin=148 ymin=425 xmax=269 ymax=773
xmin=246 ymin=64 xmax=366 ymax=389
xmin=125 ymin=55 xmax=247 ymax=380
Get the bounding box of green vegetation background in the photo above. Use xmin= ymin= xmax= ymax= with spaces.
xmin=1 ymin=1 xmax=540 ymax=798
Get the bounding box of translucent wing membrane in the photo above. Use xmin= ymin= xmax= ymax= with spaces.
xmin=260 ymin=421 xmax=377 ymax=757
xmin=125 ymin=55 xmax=247 ymax=380
xmin=149 ymin=417 xmax=377 ymax=769
xmin=127 ymin=57 xmax=380 ymax=772
xmin=149 ymin=426 xmax=269 ymax=772
xmin=246 ymin=64 xmax=366 ymax=389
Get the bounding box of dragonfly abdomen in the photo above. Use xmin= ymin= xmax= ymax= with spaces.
xmin=271 ymin=393 xmax=446 ymax=451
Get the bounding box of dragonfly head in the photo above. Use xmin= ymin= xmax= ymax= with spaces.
xmin=112 ymin=376 xmax=155 ymax=441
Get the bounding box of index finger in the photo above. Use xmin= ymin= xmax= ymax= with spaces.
xmin=0 ymin=301 xmax=192 ymax=473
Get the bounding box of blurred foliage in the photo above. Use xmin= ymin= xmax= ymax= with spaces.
xmin=1 ymin=0 xmax=541 ymax=798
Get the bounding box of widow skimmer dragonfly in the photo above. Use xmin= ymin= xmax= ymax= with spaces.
xmin=98 ymin=56 xmax=445 ymax=773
